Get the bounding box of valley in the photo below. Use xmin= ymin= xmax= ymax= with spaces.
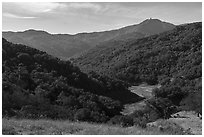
xmin=2 ymin=1 xmax=202 ymax=135
xmin=2 ymin=19 xmax=202 ymax=135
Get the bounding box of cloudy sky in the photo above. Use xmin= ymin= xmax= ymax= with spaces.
xmin=2 ymin=2 xmax=202 ymax=34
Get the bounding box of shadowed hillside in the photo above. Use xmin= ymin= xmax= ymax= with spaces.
xmin=2 ymin=38 xmax=142 ymax=122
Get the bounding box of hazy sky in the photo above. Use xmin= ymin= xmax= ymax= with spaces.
xmin=2 ymin=2 xmax=202 ymax=34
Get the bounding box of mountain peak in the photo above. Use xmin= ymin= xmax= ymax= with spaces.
xmin=140 ymin=18 xmax=163 ymax=25
xmin=136 ymin=18 xmax=175 ymax=35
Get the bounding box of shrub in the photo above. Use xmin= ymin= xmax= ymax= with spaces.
xmin=146 ymin=97 xmax=176 ymax=119
xmin=159 ymin=77 xmax=171 ymax=86
xmin=152 ymin=86 xmax=186 ymax=105
xmin=90 ymin=111 xmax=108 ymax=123
xmin=17 ymin=52 xmax=33 ymax=65
xmin=133 ymin=117 xmax=148 ymax=128
xmin=74 ymin=108 xmax=91 ymax=121
xmin=108 ymin=115 xmax=133 ymax=127
xmin=180 ymin=90 xmax=202 ymax=115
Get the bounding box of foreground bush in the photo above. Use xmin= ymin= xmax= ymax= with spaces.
xmin=108 ymin=115 xmax=133 ymax=127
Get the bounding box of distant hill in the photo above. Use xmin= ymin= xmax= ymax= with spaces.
xmin=2 ymin=30 xmax=92 ymax=60
xmin=3 ymin=19 xmax=175 ymax=59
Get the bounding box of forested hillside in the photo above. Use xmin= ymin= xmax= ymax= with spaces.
xmin=2 ymin=38 xmax=142 ymax=122
xmin=74 ymin=22 xmax=201 ymax=85
xmin=74 ymin=22 xmax=202 ymax=114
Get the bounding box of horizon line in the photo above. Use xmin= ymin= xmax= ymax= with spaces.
xmin=2 ymin=19 xmax=201 ymax=35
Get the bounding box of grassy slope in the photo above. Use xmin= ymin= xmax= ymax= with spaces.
xmin=122 ymin=84 xmax=159 ymax=115
xmin=146 ymin=111 xmax=202 ymax=135
xmin=129 ymin=84 xmax=160 ymax=98
xmin=169 ymin=111 xmax=202 ymax=135
xmin=2 ymin=118 xmax=186 ymax=135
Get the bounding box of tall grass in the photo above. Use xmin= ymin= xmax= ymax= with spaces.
xmin=2 ymin=118 xmax=187 ymax=135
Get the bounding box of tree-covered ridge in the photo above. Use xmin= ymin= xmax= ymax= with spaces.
xmin=74 ymin=22 xmax=201 ymax=86
xmin=2 ymin=38 xmax=142 ymax=122
xmin=74 ymin=22 xmax=202 ymax=114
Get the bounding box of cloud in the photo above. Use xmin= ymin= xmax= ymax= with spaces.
xmin=2 ymin=2 xmax=66 ymax=19
xmin=3 ymin=13 xmax=36 ymax=19
xmin=2 ymin=2 xmax=104 ymax=20
xmin=67 ymin=3 xmax=102 ymax=11
xmin=3 ymin=2 xmax=65 ymax=13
